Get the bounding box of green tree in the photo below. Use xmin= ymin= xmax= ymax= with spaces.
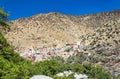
xmin=0 ymin=8 xmax=9 ymax=28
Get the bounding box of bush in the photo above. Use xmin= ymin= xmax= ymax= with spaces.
xmin=67 ymin=54 xmax=87 ymax=64
xmin=33 ymin=60 xmax=66 ymax=76
xmin=51 ymin=56 xmax=65 ymax=63
xmin=71 ymin=64 xmax=85 ymax=74
xmin=83 ymin=64 xmax=112 ymax=79
xmin=0 ymin=33 xmax=33 ymax=79
xmin=116 ymin=75 xmax=120 ymax=79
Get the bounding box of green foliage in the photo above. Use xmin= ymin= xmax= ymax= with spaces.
xmin=71 ymin=63 xmax=85 ymax=74
xmin=0 ymin=33 xmax=32 ymax=79
xmin=0 ymin=8 xmax=8 ymax=18
xmin=0 ymin=33 xmax=8 ymax=47
xmin=116 ymin=75 xmax=120 ymax=79
xmin=0 ymin=8 xmax=9 ymax=29
xmin=51 ymin=56 xmax=65 ymax=63
xmin=67 ymin=54 xmax=87 ymax=64
xmin=66 ymin=55 xmax=75 ymax=63
xmin=83 ymin=64 xmax=112 ymax=79
xmin=33 ymin=60 xmax=73 ymax=77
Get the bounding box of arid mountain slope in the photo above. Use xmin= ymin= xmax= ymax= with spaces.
xmin=82 ymin=20 xmax=120 ymax=76
xmin=4 ymin=10 xmax=120 ymax=53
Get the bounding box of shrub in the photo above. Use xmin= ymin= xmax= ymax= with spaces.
xmin=51 ymin=56 xmax=65 ymax=63
xmin=116 ymin=75 xmax=120 ymax=79
xmin=83 ymin=64 xmax=112 ymax=79
xmin=67 ymin=54 xmax=87 ymax=64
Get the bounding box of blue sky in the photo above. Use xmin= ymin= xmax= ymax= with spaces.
xmin=0 ymin=0 xmax=120 ymax=20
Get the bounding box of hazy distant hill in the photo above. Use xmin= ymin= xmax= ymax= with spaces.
xmin=4 ymin=10 xmax=120 ymax=53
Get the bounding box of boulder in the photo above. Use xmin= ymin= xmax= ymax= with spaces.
xmin=30 ymin=75 xmax=53 ymax=79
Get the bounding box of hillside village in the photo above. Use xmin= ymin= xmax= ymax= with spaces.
xmin=20 ymin=41 xmax=90 ymax=62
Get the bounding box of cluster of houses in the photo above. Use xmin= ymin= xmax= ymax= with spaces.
xmin=20 ymin=42 xmax=90 ymax=62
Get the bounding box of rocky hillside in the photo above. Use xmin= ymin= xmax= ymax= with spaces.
xmin=81 ymin=20 xmax=120 ymax=77
xmin=4 ymin=10 xmax=120 ymax=53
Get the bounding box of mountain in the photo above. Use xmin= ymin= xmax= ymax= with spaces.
xmin=4 ymin=10 xmax=120 ymax=53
